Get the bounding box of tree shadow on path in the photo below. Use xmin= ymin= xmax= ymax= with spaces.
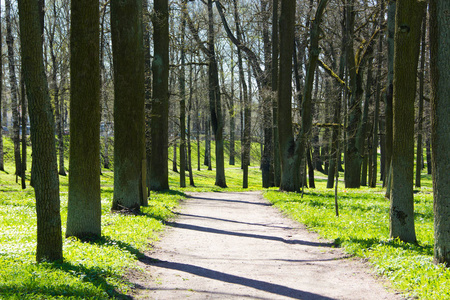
xmin=166 ymin=221 xmax=335 ymax=247
xmin=139 ymin=255 xmax=338 ymax=300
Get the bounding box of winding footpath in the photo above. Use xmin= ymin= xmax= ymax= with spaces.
xmin=130 ymin=191 xmax=403 ymax=300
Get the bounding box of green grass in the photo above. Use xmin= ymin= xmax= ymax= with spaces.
xmin=0 ymin=137 xmax=182 ymax=299
xmin=1 ymin=135 xmax=448 ymax=299
xmin=264 ymin=182 xmax=448 ymax=299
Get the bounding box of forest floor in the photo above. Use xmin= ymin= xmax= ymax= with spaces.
xmin=127 ymin=191 xmax=404 ymax=300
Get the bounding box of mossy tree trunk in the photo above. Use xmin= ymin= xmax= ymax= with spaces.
xmin=430 ymin=0 xmax=450 ymax=266
xmin=150 ymin=0 xmax=170 ymax=191
xmin=111 ymin=0 xmax=146 ymax=210
xmin=66 ymin=0 xmax=101 ymax=239
xmin=277 ymin=0 xmax=298 ymax=192
xmin=389 ymin=0 xmax=425 ymax=243
xmin=18 ymin=0 xmax=63 ymax=262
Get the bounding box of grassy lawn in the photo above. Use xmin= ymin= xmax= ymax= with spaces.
xmin=0 ymin=136 xmax=448 ymax=299
xmin=265 ymin=178 xmax=448 ymax=300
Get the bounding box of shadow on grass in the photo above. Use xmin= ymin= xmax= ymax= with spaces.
xmin=50 ymin=261 xmax=131 ymax=299
xmin=0 ymin=238 xmax=135 ymax=300
xmin=82 ymin=235 xmax=145 ymax=258
xmin=334 ymin=236 xmax=433 ymax=256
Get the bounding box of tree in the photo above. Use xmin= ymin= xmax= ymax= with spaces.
xmin=6 ymin=0 xmax=22 ymax=178
xmin=260 ymin=0 xmax=273 ymax=188
xmin=179 ymin=0 xmax=187 ymax=188
xmin=47 ymin=1 xmax=67 ymax=177
xmin=18 ymin=0 xmax=63 ymax=262
xmin=415 ymin=15 xmax=426 ymax=188
xmin=111 ymin=0 xmax=146 ymax=210
xmin=150 ymin=0 xmax=170 ymax=191
xmin=277 ymin=0 xmax=297 ymax=191
xmin=271 ymin=0 xmax=280 ymax=187
xmin=384 ymin=0 xmax=395 ymax=191
xmin=389 ymin=0 xmax=425 ymax=243
xmin=207 ymin=0 xmax=226 ymax=188
xmin=0 ymin=1 xmax=3 ymax=172
xmin=430 ymin=0 xmax=450 ymax=266
xmin=66 ymin=0 xmax=101 ymax=238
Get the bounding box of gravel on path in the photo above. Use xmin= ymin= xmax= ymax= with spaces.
xmin=129 ymin=191 xmax=403 ymax=300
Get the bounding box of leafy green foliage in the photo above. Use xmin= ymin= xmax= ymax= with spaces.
xmin=264 ymin=183 xmax=449 ymax=299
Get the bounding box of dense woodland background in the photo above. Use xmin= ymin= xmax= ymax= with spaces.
xmin=0 ymin=0 xmax=449 ymax=274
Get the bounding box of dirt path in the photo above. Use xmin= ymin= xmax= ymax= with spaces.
xmin=130 ymin=191 xmax=403 ymax=300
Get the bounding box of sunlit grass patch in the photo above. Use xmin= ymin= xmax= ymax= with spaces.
xmin=0 ymin=155 xmax=184 ymax=299
xmin=264 ymin=182 xmax=449 ymax=299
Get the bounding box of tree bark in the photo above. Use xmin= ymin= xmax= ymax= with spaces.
xmin=430 ymin=0 xmax=450 ymax=266
xmin=415 ymin=15 xmax=426 ymax=188
xmin=0 ymin=0 xmax=3 ymax=171
xmin=20 ymin=67 xmax=27 ymax=190
xmin=371 ymin=2 xmax=384 ymax=188
xmin=179 ymin=0 xmax=187 ymax=188
xmin=111 ymin=0 xmax=146 ymax=210
xmin=143 ymin=0 xmax=152 ymax=192
xmin=277 ymin=0 xmax=298 ymax=192
xmin=150 ymin=0 xmax=170 ymax=191
xmin=6 ymin=0 xmax=22 ymax=178
xmin=207 ymin=0 xmax=226 ymax=188
xmin=187 ymin=59 xmax=195 ymax=187
xmin=260 ymin=0 xmax=273 ymax=188
xmin=18 ymin=0 xmax=63 ymax=262
xmin=272 ymin=0 xmax=281 ymax=187
xmin=384 ymin=0 xmax=395 ymax=190
xmin=389 ymin=0 xmax=425 ymax=243
xmin=66 ymin=0 xmax=101 ymax=238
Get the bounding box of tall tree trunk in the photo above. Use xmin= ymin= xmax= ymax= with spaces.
xmin=66 ymin=0 xmax=101 ymax=238
xmin=150 ymin=0 xmax=170 ymax=191
xmin=187 ymin=59 xmax=195 ymax=187
xmin=359 ymin=58 xmax=374 ymax=186
xmin=278 ymin=0 xmax=298 ymax=192
xmin=143 ymin=0 xmax=152 ymax=192
xmin=229 ymin=48 xmax=236 ymax=166
xmin=0 ymin=2 xmax=4 ymax=172
xmin=207 ymin=0 xmax=226 ymax=188
xmin=343 ymin=0 xmax=363 ymax=189
xmin=19 ymin=0 xmax=63 ymax=262
xmin=389 ymin=0 xmax=425 ymax=243
xmin=179 ymin=0 xmax=187 ymax=188
xmin=261 ymin=0 xmax=273 ymax=188
xmin=48 ymin=2 xmax=66 ymax=177
xmin=371 ymin=2 xmax=384 ymax=188
xmin=111 ymin=0 xmax=146 ymax=210
xmin=384 ymin=0 xmax=396 ymax=190
xmin=20 ymin=67 xmax=26 ymax=190
xmin=430 ymin=0 xmax=450 ymax=266
xmin=243 ymin=66 xmax=251 ymax=189
xmin=272 ymin=0 xmax=281 ymax=187
xmin=415 ymin=15 xmax=426 ymax=188
xmin=327 ymin=20 xmax=346 ymax=189
xmin=6 ymin=0 xmax=22 ymax=178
